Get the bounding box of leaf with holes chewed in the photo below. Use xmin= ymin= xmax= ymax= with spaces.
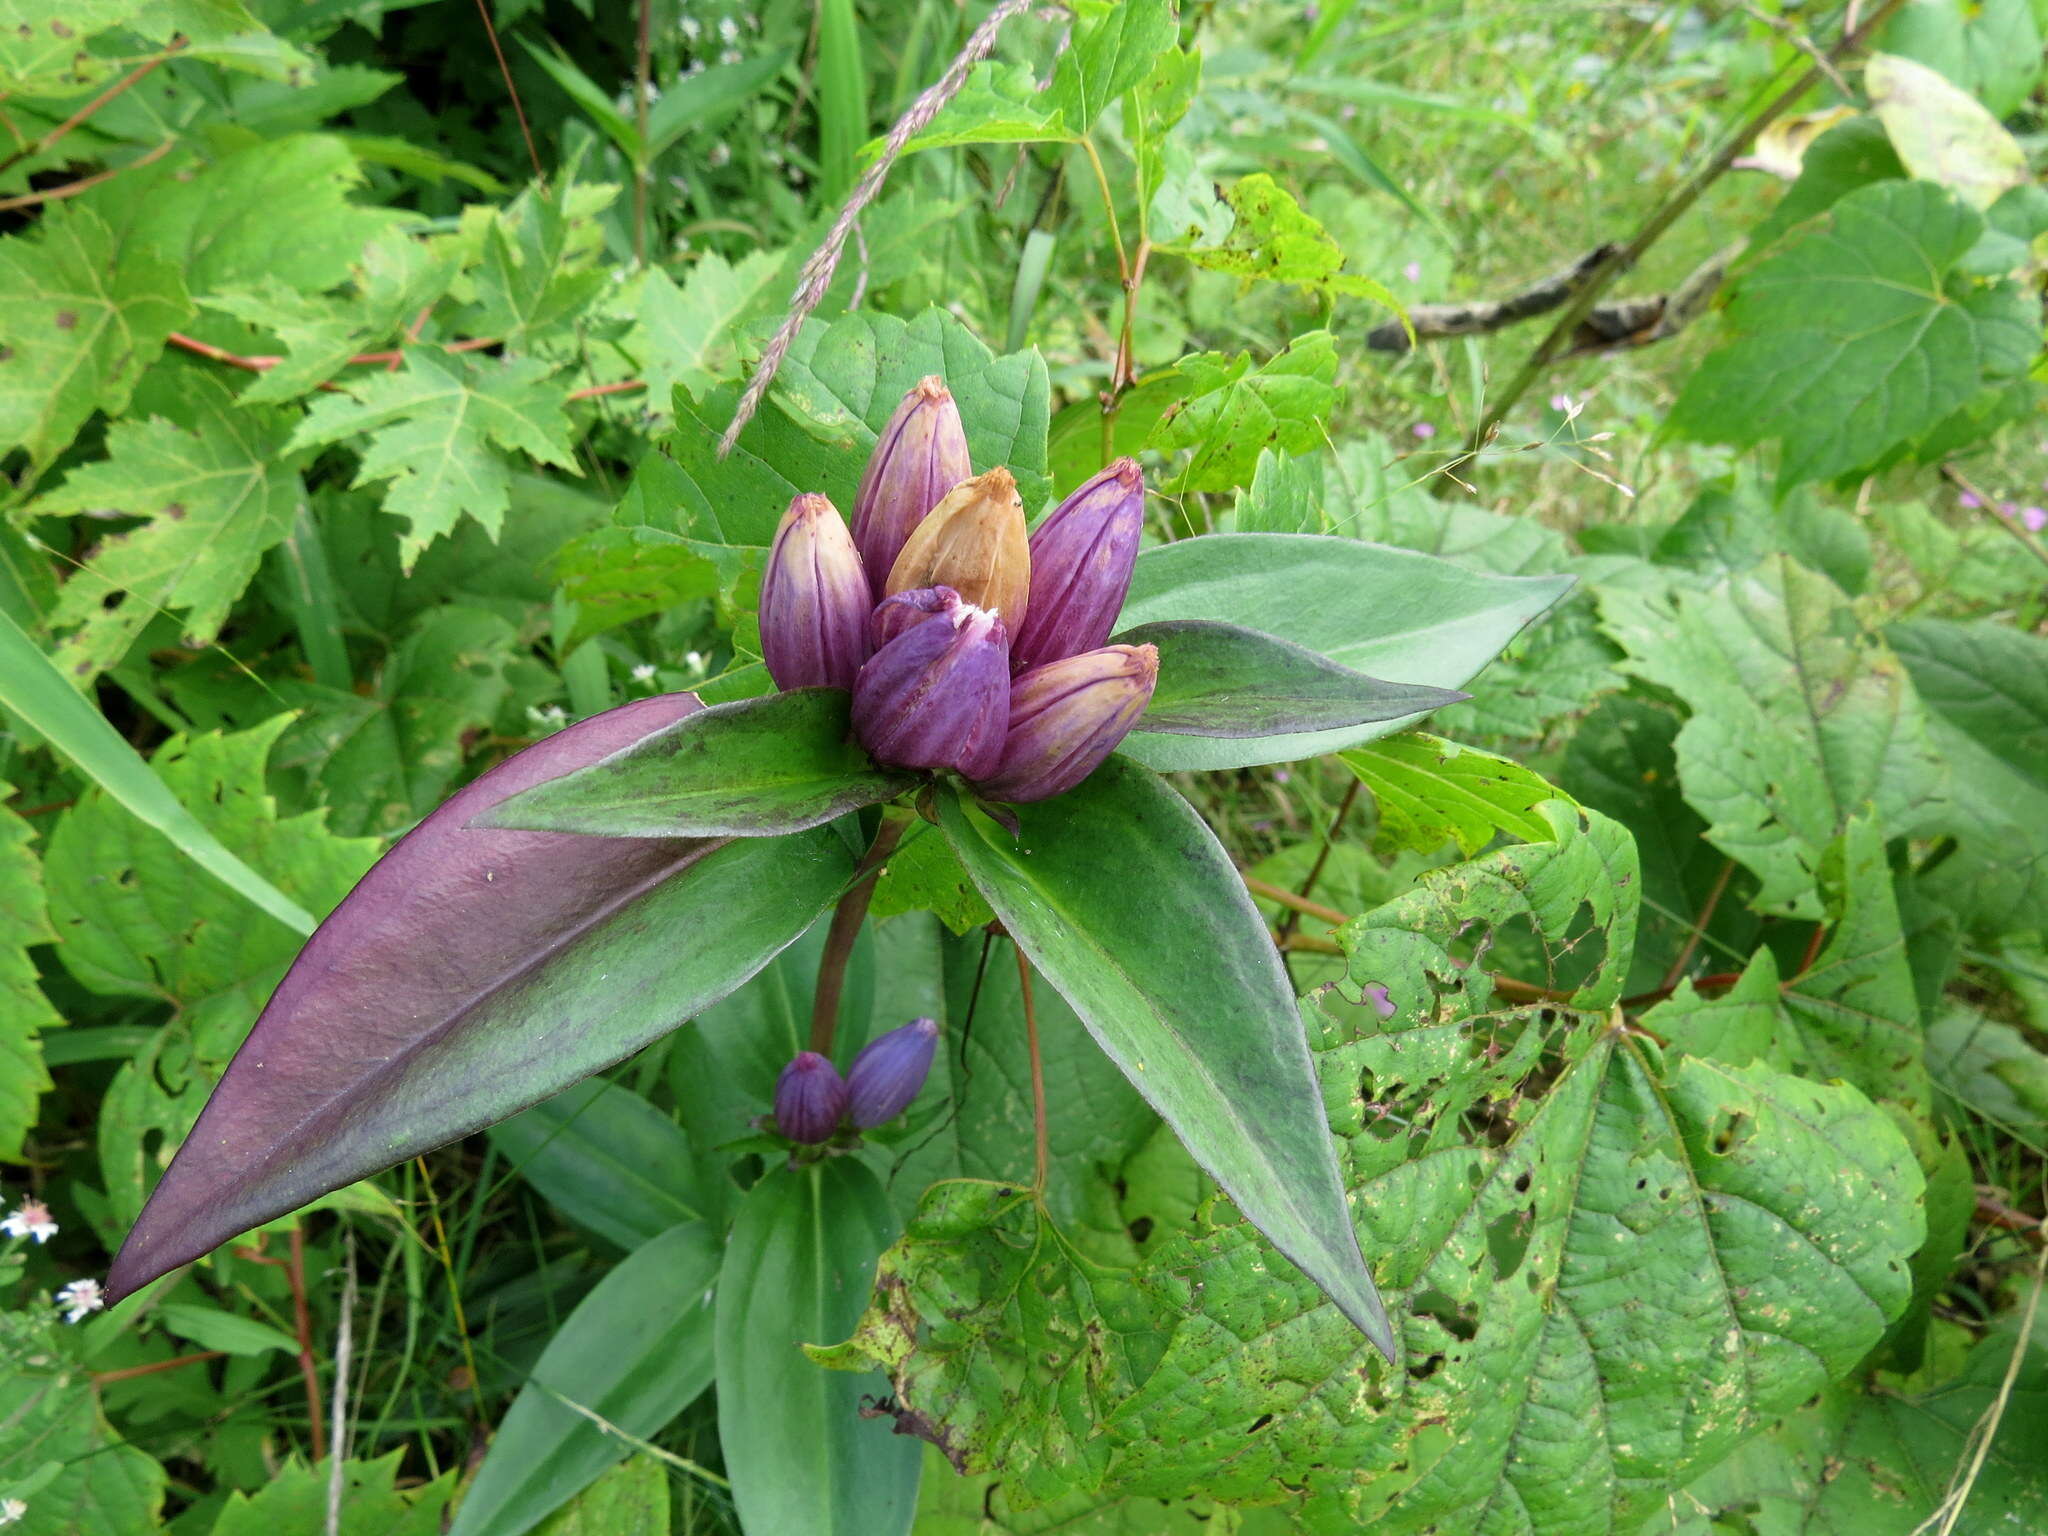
xmin=818 ymin=802 xmax=1923 ymax=1534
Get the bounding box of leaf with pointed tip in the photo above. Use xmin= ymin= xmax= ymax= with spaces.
xmin=1117 ymin=619 xmax=1465 ymax=738
xmin=478 ymin=689 xmax=913 ymax=839
xmin=1112 ymin=533 xmax=1572 ymax=771
xmin=105 ymin=695 xmax=854 ymax=1302
xmin=938 ymin=759 xmax=1395 ymax=1358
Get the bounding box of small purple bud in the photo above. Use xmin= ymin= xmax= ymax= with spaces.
xmin=852 ymin=377 xmax=973 ymax=581
xmin=851 ymin=592 xmax=1011 ymax=778
xmin=773 ymin=1051 xmax=849 ymax=1143
xmin=975 ymin=644 xmax=1158 ymax=804
xmin=846 ymin=1016 xmax=939 ymax=1128
xmin=1011 ymin=457 xmax=1145 ymax=672
xmin=759 ymin=494 xmax=873 ymax=691
xmin=870 ymin=585 xmax=960 ymax=649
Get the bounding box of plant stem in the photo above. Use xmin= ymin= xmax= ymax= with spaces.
xmin=0 ymin=40 xmax=185 ymax=179
xmin=1462 ymin=0 xmax=1911 ymax=457
xmin=1015 ymin=947 xmax=1050 ymax=1194
xmin=1277 ymin=779 xmax=1360 ymax=945
xmin=1941 ymin=464 xmax=2048 ymax=573
xmin=1241 ymin=873 xmax=1348 ymax=927
xmin=472 ymin=0 xmax=546 ymax=191
xmin=90 ymin=1350 xmax=226 ymax=1386
xmin=809 ymin=815 xmax=910 ymax=1055
xmin=287 ymin=1226 xmax=327 ymax=1462
xmin=633 ymin=0 xmax=652 ymax=267
xmin=1658 ymin=857 xmax=1735 ymax=991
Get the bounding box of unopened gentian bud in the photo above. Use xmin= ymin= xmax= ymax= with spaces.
xmin=852 ymin=591 xmax=1010 ymax=778
xmin=759 ymin=494 xmax=873 ymax=691
xmin=846 ymin=1016 xmax=939 ymax=1128
xmin=884 ymin=467 xmax=1032 ymax=627
xmin=773 ymin=1051 xmax=849 ymax=1143
xmin=976 ymin=644 xmax=1158 ymax=804
xmin=1011 ymin=458 xmax=1145 ymax=671
xmin=853 ymin=377 xmax=972 ymax=581
xmin=870 ymin=585 xmax=959 ymax=649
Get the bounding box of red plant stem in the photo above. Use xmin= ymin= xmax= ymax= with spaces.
xmin=472 ymin=0 xmax=546 ymax=190
xmin=166 ymin=332 xmax=502 ymax=376
xmin=0 ymin=40 xmax=185 ymax=179
xmin=91 ymin=1350 xmax=226 ymax=1386
xmin=1016 ymin=947 xmax=1050 ymax=1194
xmin=0 ymin=138 xmax=175 ymax=213
xmin=1794 ymin=922 xmax=1829 ymax=979
xmin=1658 ymin=856 xmax=1735 ymax=992
xmin=809 ymin=817 xmax=910 ymax=1055
xmin=1977 ymin=1192 xmax=2046 ymax=1246
xmin=287 ymin=1226 xmax=327 ymax=1462
xmin=566 ymin=379 xmax=648 ymax=401
xmin=1277 ymin=779 xmax=1362 ymax=946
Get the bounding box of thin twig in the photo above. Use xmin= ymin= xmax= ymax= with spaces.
xmin=0 ymin=138 xmax=174 ymax=212
xmin=0 ymin=40 xmax=185 ymax=178
xmin=326 ymin=1233 xmax=356 ymax=1532
xmin=1940 ymin=464 xmax=2048 ymax=573
xmin=1658 ymin=857 xmax=1735 ymax=992
xmin=567 ymin=379 xmax=648 ymax=401
xmin=90 ymin=1350 xmax=225 ymax=1386
xmin=1277 ymin=779 xmax=1361 ymax=946
xmin=1016 ymin=947 xmax=1050 ymax=1194
xmin=1242 ymin=873 xmax=1349 ymax=928
xmin=718 ymin=0 xmax=1042 ymax=457
xmin=1464 ymin=0 xmax=1911 ymax=456
xmin=810 ymin=816 xmax=910 ymax=1055
xmin=473 ymin=0 xmax=546 ymax=191
xmin=287 ymin=1226 xmax=327 ymax=1462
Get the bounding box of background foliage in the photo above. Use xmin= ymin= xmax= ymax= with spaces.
xmin=2 ymin=0 xmax=2045 ymax=1532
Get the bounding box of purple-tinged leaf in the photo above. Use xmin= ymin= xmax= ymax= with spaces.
xmin=106 ymin=695 xmax=853 ymax=1303
xmin=1115 ymin=619 xmax=1467 ymax=738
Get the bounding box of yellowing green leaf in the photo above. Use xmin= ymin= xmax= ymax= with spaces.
xmin=1866 ymin=52 xmax=2027 ymax=209
xmin=1165 ymin=173 xmax=1404 ymax=317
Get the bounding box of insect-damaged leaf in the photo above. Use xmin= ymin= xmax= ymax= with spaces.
xmin=105 ymin=695 xmax=852 ymax=1302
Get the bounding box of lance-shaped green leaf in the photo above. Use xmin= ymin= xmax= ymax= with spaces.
xmin=104 ymin=695 xmax=853 ymax=1303
xmin=1114 ymin=620 xmax=1465 ymax=738
xmin=937 ymin=758 xmax=1395 ymax=1357
xmin=478 ymin=688 xmax=913 ymax=839
xmin=717 ymin=1160 xmax=922 ymax=1536
xmin=1112 ymin=533 xmax=1572 ymax=770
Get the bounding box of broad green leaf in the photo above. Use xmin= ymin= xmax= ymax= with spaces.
xmin=0 ymin=204 xmax=188 ymax=477
xmin=645 ymin=48 xmax=792 ymax=155
xmin=1340 ymin=732 xmax=1564 ymax=857
xmin=868 ymin=825 xmax=997 ymax=935
xmin=1146 ymin=331 xmax=1340 ymax=494
xmin=289 ymin=344 xmax=580 ymax=567
xmin=200 ymin=231 xmax=461 ymax=404
xmin=488 ymin=1079 xmax=719 ymax=1250
xmin=1926 ymin=1004 xmax=2048 ymax=1135
xmin=530 ymin=1457 xmax=671 ymax=1536
xmin=938 ymin=759 xmax=1396 ymax=1356
xmin=480 ymin=689 xmax=914 ymax=838
xmin=1668 ymin=180 xmax=2027 ymax=489
xmin=0 ymin=783 xmax=59 ymax=1159
xmin=1642 ymin=948 xmax=1791 ymax=1070
xmin=39 ymin=374 xmax=305 ymax=681
xmin=0 ymin=1312 xmax=164 ymax=1532
xmin=716 ymin=1160 xmax=921 ymax=1536
xmin=632 ymin=248 xmax=784 ymax=411
xmin=1889 ymin=618 xmax=2048 ymax=930
xmin=1120 ymin=619 xmax=1465 ymax=737
xmin=1745 ymin=115 xmax=1904 ymax=253
xmin=1880 ymin=0 xmax=2046 ymax=120
xmin=552 ymin=527 xmax=720 ymax=648
xmin=0 ymin=0 xmax=149 ymax=93
xmin=1604 ymin=556 xmax=1948 ymax=918
xmin=207 ymin=1450 xmax=455 ymax=1536
xmin=0 ymin=610 xmax=319 ymax=936
xmin=519 ymin=37 xmax=641 ymax=158
xmin=154 ymin=1301 xmax=300 ymax=1357
xmin=772 ymin=307 xmax=1055 ymax=511
xmin=894 ymin=60 xmax=1070 ymax=152
xmin=1866 ymin=52 xmax=2027 ymax=208
xmin=1162 ymin=173 xmax=1402 ymax=314
xmin=1112 ymin=532 xmax=1572 ymax=770
xmin=1045 ymin=0 xmax=1176 ymax=133
xmin=915 ymin=1450 xmax=1248 ymax=1536
xmin=452 ymin=1221 xmax=719 ymax=1536
xmin=114 ymin=134 xmax=407 ymax=297
xmin=468 ymin=184 xmax=614 ymax=343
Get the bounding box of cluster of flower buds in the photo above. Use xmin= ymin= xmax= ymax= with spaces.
xmin=756 ymin=378 xmax=1157 ymax=803
xmin=772 ymin=1017 xmax=940 ymax=1144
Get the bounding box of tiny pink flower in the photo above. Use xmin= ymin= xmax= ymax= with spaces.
xmin=1411 ymin=422 xmax=1436 ymax=440
xmin=2022 ymin=507 xmax=2047 ymax=533
xmin=2 ymin=1200 xmax=57 ymax=1243
xmin=55 ymin=1278 xmax=104 ymax=1323
xmin=1958 ymin=492 xmax=1982 ymax=509
xmin=1549 ymin=393 xmax=1576 ymax=413
xmin=1402 ymin=260 xmax=1422 ymax=282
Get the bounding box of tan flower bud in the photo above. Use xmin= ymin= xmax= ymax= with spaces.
xmin=883 ymin=467 xmax=1032 ymax=628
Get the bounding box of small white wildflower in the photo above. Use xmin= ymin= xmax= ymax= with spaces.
xmin=717 ymin=15 xmax=738 ymax=41
xmin=2 ymin=1199 xmax=57 ymax=1243
xmin=631 ymin=663 xmax=657 ymax=682
xmin=708 ymin=141 xmax=731 ymax=168
xmin=679 ymin=15 xmax=701 ymax=39
xmin=525 ymin=704 xmax=570 ymax=729
xmin=0 ymin=1497 xmax=26 ymax=1526
xmin=719 ymin=47 xmax=742 ymax=65
xmin=56 ymin=1278 xmax=105 ymax=1323
xmin=683 ymin=650 xmax=708 ymax=673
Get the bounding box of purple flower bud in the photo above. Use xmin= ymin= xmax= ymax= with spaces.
xmin=851 ymin=592 xmax=1011 ymax=778
xmin=852 ymin=377 xmax=973 ymax=581
xmin=773 ymin=1051 xmax=849 ymax=1143
xmin=870 ymin=585 xmax=960 ymax=649
xmin=759 ymin=494 xmax=873 ymax=691
xmin=846 ymin=1016 xmax=939 ymax=1128
xmin=976 ymin=644 xmax=1158 ymax=804
xmin=1011 ymin=458 xmax=1145 ymax=671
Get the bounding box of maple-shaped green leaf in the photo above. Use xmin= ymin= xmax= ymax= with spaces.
xmin=0 ymin=1308 xmax=165 ymax=1530
xmin=820 ymin=807 xmax=1923 ymax=1532
xmin=0 ymin=204 xmax=189 ymax=477
xmin=1339 ymin=733 xmax=1565 ymax=857
xmin=39 ymin=374 xmax=304 ymax=680
xmin=1147 ymin=331 xmax=1340 ymax=494
xmin=633 ymin=248 xmax=784 ymax=412
xmin=896 ymin=60 xmax=1070 ymax=153
xmin=1602 ymin=556 xmax=1948 ymax=918
xmin=200 ymin=231 xmax=461 ymax=404
xmin=0 ymin=783 xmax=60 ymax=1159
xmin=41 ymin=717 xmax=379 ymax=1229
xmin=207 ymin=1450 xmax=454 ymax=1536
xmin=1164 ymin=173 xmax=1402 ymax=314
xmin=468 ymin=184 xmax=614 ymax=342
xmin=113 ymin=133 xmax=408 ymax=297
xmin=0 ymin=0 xmax=149 ymax=93
xmin=1668 ymin=180 xmax=2028 ymax=490
xmin=289 ymin=344 xmax=580 ymax=567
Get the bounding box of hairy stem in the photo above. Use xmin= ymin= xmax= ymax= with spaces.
xmin=287 ymin=1226 xmax=327 ymax=1462
xmin=809 ymin=815 xmax=910 ymax=1055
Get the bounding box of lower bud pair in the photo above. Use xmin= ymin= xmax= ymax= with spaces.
xmin=772 ymin=1018 xmax=940 ymax=1144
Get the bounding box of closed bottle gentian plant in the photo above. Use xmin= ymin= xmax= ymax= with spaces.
xmin=103 ymin=361 xmax=1569 ymax=1387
